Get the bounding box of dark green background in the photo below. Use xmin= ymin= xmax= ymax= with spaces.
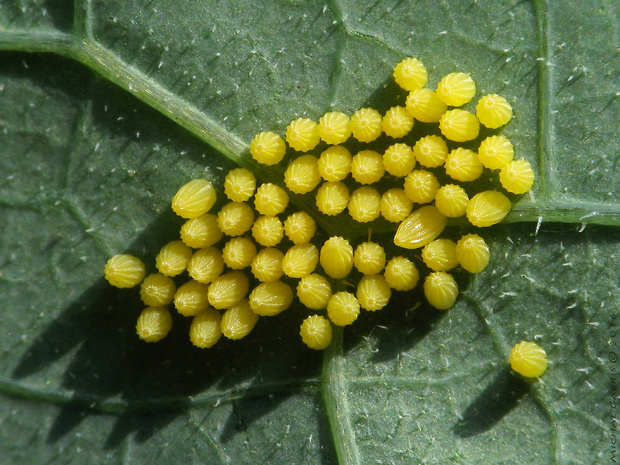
xmin=0 ymin=0 xmax=618 ymax=463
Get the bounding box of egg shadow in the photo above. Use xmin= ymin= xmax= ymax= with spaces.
xmin=7 ymin=53 xmax=333 ymax=457
xmin=452 ymin=366 xmax=530 ymax=438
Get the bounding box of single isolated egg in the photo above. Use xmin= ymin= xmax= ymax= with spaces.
xmin=509 ymin=341 xmax=548 ymax=377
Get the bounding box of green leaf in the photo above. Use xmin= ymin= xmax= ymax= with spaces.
xmin=0 ymin=0 xmax=618 ymax=463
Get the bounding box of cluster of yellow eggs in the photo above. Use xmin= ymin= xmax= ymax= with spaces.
xmin=103 ymin=56 xmax=544 ymax=374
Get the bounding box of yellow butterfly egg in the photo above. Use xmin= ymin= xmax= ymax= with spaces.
xmin=356 ymin=274 xmax=392 ymax=311
xmin=434 ymin=184 xmax=470 ymax=218
xmin=509 ymin=341 xmax=548 ymax=377
xmin=297 ymin=273 xmax=332 ymax=310
xmin=250 ymin=247 xmax=284 ymax=282
xmin=222 ymin=236 xmax=257 ymax=270
xmin=249 ymin=280 xmax=294 ymax=316
xmin=476 ymin=94 xmax=513 ymax=129
xmin=187 ymin=246 xmax=225 ymax=284
xmin=224 ymin=167 xmax=257 ymax=202
xmin=136 ymin=307 xmax=173 ymax=343
xmin=207 ymin=271 xmax=250 ymax=310
xmin=348 ymin=186 xmax=381 ymax=223
xmin=251 ymin=215 xmax=284 ymax=247
xmin=317 ymin=145 xmax=352 ymax=182
xmin=319 ymin=111 xmax=351 ymax=145
xmin=220 ymin=299 xmax=259 ymax=340
xmin=327 ymin=291 xmax=361 ymax=326
xmin=354 ymin=241 xmax=387 ymax=275
xmin=394 ymin=205 xmax=447 ymax=250
xmin=436 ymin=72 xmax=476 ymax=107
xmin=254 ymin=183 xmax=290 ymax=216
xmin=300 ymin=314 xmax=333 ymax=350
xmin=284 ymin=154 xmax=322 ymax=194
xmin=393 ymin=57 xmax=428 ymax=91
xmin=466 ymin=190 xmax=511 ymax=227
xmin=156 ymin=240 xmax=193 ymax=277
xmin=455 ymin=233 xmax=490 ymax=273
xmin=421 ymin=239 xmax=459 ymax=272
xmin=500 ymin=159 xmax=535 ymax=194
xmin=423 ymin=271 xmax=458 ymax=310
xmin=382 ymin=106 xmax=414 ymax=138
xmin=444 ymin=148 xmax=484 ymax=182
xmin=104 ymin=254 xmax=146 ymax=288
xmin=478 ymin=135 xmax=514 ymax=170
xmin=250 ymin=131 xmax=287 ymax=165
xmin=404 ymin=170 xmax=441 ymax=204
xmin=383 ymin=143 xmax=416 ymax=177
xmin=171 ymin=179 xmax=217 ymax=219
xmin=350 ymin=107 xmax=383 ymax=142
xmin=413 ymin=135 xmax=449 ymax=168
xmin=282 ymin=243 xmax=320 ymax=278
xmin=189 ymin=308 xmax=222 ymax=348
xmin=351 ymin=150 xmax=385 ymax=185
xmin=316 ymin=181 xmax=350 ymax=216
xmin=216 ymin=202 xmax=255 ymax=237
xmin=380 ymin=188 xmax=413 ymax=223
xmin=286 ymin=117 xmax=321 ymax=152
xmin=320 ymin=236 xmax=354 ymax=279
xmin=174 ymin=280 xmax=210 ymax=317
xmin=439 ymin=109 xmax=480 ymax=142
xmin=283 ymin=211 xmax=317 ymax=245
xmin=181 ymin=213 xmax=223 ymax=248
xmin=140 ymin=273 xmax=176 ymax=307
xmin=405 ymin=88 xmax=447 ymax=123
xmin=384 ymin=256 xmax=420 ymax=291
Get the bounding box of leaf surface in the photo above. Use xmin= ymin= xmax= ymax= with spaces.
xmin=0 ymin=0 xmax=618 ymax=463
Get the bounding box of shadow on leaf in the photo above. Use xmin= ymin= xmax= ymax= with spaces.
xmin=6 ymin=53 xmax=330 ymax=453
xmin=453 ymin=366 xmax=530 ymax=438
xmin=12 ymin=210 xmax=325 ymax=449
